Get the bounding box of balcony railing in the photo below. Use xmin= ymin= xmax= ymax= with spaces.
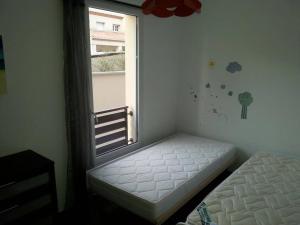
xmin=94 ymin=106 xmax=129 ymax=155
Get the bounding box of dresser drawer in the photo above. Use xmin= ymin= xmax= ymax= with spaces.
xmin=0 ymin=150 xmax=57 ymax=225
xmin=0 ymin=195 xmax=52 ymax=225
xmin=29 ymin=215 xmax=53 ymax=225
xmin=0 ymin=173 xmax=49 ymax=201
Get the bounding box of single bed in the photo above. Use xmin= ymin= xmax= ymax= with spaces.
xmin=88 ymin=133 xmax=236 ymax=224
xmin=181 ymin=152 xmax=300 ymax=225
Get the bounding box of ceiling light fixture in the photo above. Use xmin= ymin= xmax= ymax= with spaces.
xmin=142 ymin=0 xmax=202 ymax=18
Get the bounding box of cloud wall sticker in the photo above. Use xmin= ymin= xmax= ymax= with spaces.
xmin=226 ymin=62 xmax=242 ymax=73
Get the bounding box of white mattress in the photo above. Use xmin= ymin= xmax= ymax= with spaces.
xmin=183 ymin=152 xmax=300 ymax=225
xmin=88 ymin=133 xmax=236 ymax=224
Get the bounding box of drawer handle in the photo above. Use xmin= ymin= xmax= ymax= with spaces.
xmin=0 ymin=181 xmax=16 ymax=189
xmin=0 ymin=205 xmax=19 ymax=215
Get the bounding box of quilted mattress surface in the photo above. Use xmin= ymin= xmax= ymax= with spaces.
xmin=184 ymin=152 xmax=300 ymax=225
xmin=88 ymin=133 xmax=236 ymax=224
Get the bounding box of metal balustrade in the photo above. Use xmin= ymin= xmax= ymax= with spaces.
xmin=94 ymin=106 xmax=130 ymax=155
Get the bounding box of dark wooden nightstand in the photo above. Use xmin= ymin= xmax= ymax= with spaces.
xmin=0 ymin=150 xmax=58 ymax=225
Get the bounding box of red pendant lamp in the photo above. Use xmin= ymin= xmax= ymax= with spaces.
xmin=142 ymin=0 xmax=202 ymax=18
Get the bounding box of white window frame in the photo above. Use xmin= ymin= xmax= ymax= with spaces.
xmin=85 ymin=0 xmax=143 ymax=166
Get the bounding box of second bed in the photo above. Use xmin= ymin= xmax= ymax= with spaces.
xmin=181 ymin=152 xmax=300 ymax=225
xmin=88 ymin=133 xmax=236 ymax=224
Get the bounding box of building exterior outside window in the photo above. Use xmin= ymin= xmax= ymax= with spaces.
xmin=96 ymin=21 xmax=105 ymax=31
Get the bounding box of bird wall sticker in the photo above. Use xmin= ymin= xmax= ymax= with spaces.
xmin=189 ymin=86 xmax=199 ymax=102
xmin=238 ymin=92 xmax=253 ymax=119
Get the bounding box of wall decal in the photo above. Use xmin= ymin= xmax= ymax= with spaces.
xmin=193 ymin=93 xmax=198 ymax=101
xmin=226 ymin=62 xmax=242 ymax=73
xmin=0 ymin=35 xmax=7 ymax=95
xmin=228 ymin=91 xmax=233 ymax=96
xmin=209 ymin=105 xmax=228 ymax=122
xmin=220 ymin=84 xmax=226 ymax=89
xmin=238 ymin=92 xmax=253 ymax=119
xmin=189 ymin=87 xmax=199 ymax=102
xmin=205 ymin=83 xmax=211 ymax=88
xmin=208 ymin=60 xmax=215 ymax=68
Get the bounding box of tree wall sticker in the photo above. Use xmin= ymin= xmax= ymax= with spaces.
xmin=238 ymin=92 xmax=253 ymax=119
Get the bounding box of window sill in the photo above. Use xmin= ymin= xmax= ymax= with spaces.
xmin=92 ymin=71 xmax=125 ymax=76
xmin=94 ymin=141 xmax=141 ymax=166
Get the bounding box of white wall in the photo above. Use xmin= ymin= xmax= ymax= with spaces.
xmin=177 ymin=0 xmax=300 ymax=163
xmin=0 ymin=0 xmax=67 ymax=210
xmin=92 ymin=72 xmax=125 ymax=112
xmin=141 ymin=16 xmax=181 ymax=144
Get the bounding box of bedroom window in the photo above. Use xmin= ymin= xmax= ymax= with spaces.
xmin=88 ymin=8 xmax=138 ymax=157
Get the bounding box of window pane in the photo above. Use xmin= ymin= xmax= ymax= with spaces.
xmin=91 ymin=54 xmax=125 ymax=72
xmin=89 ymin=8 xmax=138 ymax=156
xmin=96 ymin=22 xmax=105 ymax=31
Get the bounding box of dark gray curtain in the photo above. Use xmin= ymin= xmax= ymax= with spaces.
xmin=63 ymin=0 xmax=93 ymax=213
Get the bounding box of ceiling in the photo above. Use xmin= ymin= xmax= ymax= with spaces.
xmin=114 ymin=0 xmax=142 ymax=6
